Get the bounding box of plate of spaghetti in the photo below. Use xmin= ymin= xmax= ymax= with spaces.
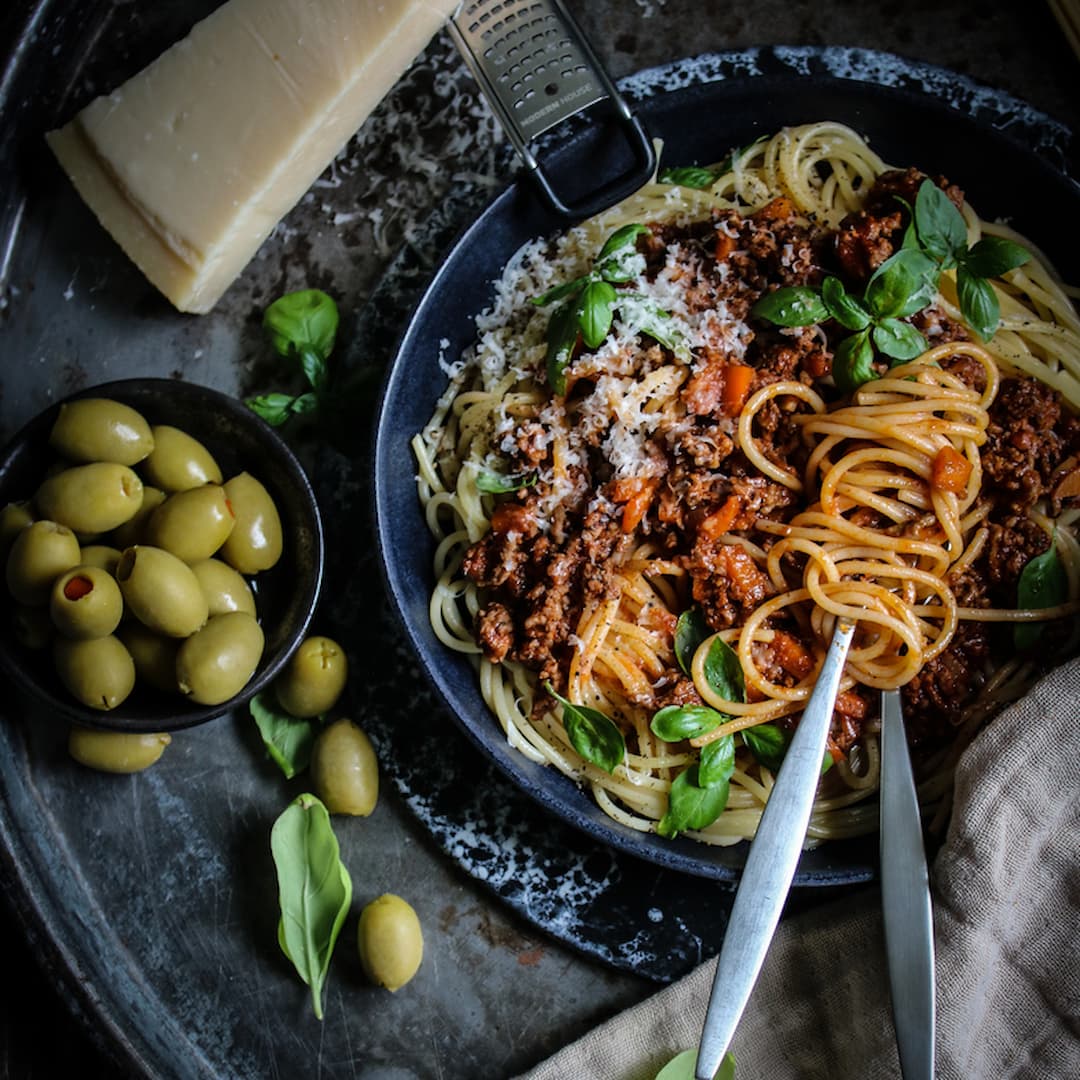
xmin=375 ymin=66 xmax=1080 ymax=881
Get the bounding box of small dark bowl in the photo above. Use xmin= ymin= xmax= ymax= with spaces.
xmin=0 ymin=378 xmax=324 ymax=732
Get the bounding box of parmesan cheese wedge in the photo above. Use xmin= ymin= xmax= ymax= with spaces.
xmin=46 ymin=0 xmax=459 ymax=314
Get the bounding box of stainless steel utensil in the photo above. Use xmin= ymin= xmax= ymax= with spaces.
xmin=880 ymin=687 xmax=936 ymax=1080
xmin=449 ymin=0 xmax=656 ymax=217
xmin=695 ymin=618 xmax=857 ymax=1080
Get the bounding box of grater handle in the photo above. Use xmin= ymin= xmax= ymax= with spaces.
xmin=525 ymin=110 xmax=656 ymax=219
xmin=449 ymin=0 xmax=657 ymax=220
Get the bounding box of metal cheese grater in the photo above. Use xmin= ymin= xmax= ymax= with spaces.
xmin=449 ymin=0 xmax=656 ymax=218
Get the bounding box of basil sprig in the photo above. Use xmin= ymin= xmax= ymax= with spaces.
xmin=250 ymin=691 xmax=321 ymax=779
xmin=910 ymin=181 xmax=1029 ymax=340
xmin=742 ymin=721 xmax=834 ymax=776
xmin=655 ymin=1048 xmax=737 ymax=1080
xmin=1014 ymin=537 xmax=1068 ymax=650
xmin=750 ymin=179 xmax=1030 ymax=389
xmin=475 ymin=469 xmax=537 ymax=494
xmin=271 ymin=793 xmax=353 ymax=1020
xmin=651 ymin=703 xmax=726 ymax=742
xmin=247 ymin=289 xmax=340 ymax=426
xmin=658 ymin=741 xmax=736 ymax=839
xmin=533 ymin=225 xmax=682 ymax=394
xmin=674 ymin=606 xmax=711 ymax=676
xmin=546 ymin=684 xmax=626 ymax=773
xmin=751 ymin=251 xmax=935 ymax=392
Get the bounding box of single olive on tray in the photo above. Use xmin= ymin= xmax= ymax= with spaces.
xmin=68 ymin=727 xmax=171 ymax=773
xmin=273 ymin=634 xmax=348 ymax=717
xmin=310 ymin=718 xmax=378 ymax=816
xmin=358 ymin=894 xmax=424 ymax=992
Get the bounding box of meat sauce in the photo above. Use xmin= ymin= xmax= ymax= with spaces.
xmin=462 ymin=169 xmax=1080 ymax=758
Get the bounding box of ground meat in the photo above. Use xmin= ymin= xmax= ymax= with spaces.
xmin=985 ymin=516 xmax=1051 ymax=596
xmin=901 ymin=623 xmax=990 ymax=744
xmin=685 ymin=540 xmax=775 ymax=630
xmin=728 ymin=474 xmax=797 ymax=527
xmin=652 ymin=674 xmax=703 ymax=712
xmin=476 ymin=603 xmax=514 ymax=663
xmin=982 ymin=377 xmax=1065 ymax=512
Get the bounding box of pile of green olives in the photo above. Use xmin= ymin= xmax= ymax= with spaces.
xmin=2 ymin=396 xmax=284 ymax=717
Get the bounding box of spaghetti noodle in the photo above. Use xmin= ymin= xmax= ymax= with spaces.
xmin=412 ymin=122 xmax=1080 ymax=846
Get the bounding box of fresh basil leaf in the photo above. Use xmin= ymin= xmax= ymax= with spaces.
xmin=655 ymin=1048 xmax=737 ymax=1080
xmin=674 ymin=607 xmax=711 ymax=676
xmin=657 ymin=765 xmax=730 ymax=838
xmin=246 ymin=392 xmax=312 ymax=427
xmin=657 ymin=165 xmax=721 ymax=189
xmin=832 ymin=328 xmax=876 ymax=393
xmin=299 ymin=347 xmax=328 ymax=391
xmin=264 ymin=289 xmax=339 ymax=364
xmin=864 ymin=248 xmax=939 ymax=319
xmin=651 ymin=704 xmax=726 ymax=742
xmin=698 ymin=734 xmax=736 ymax=788
xmin=960 ymin=235 xmax=1031 ymax=279
xmin=547 ymin=684 xmax=625 ymax=773
xmin=545 ymin=301 xmax=580 ymax=396
xmin=891 ymin=195 xmax=920 ymax=251
xmin=742 ymin=722 xmax=833 ymax=775
xmin=576 ymin=279 xmax=617 ymax=349
xmin=822 ymin=276 xmax=871 ymax=331
xmin=750 ymin=286 xmax=829 ymax=327
xmin=1014 ymin=539 xmax=1068 ymax=651
xmin=914 ymin=180 xmax=967 ymax=268
xmin=475 ymin=469 xmax=537 ymax=494
xmin=533 ymin=273 xmax=591 ymax=307
xmin=250 ymin=691 xmax=320 ymax=778
xmin=741 ymin=722 xmax=788 ymax=772
xmin=598 ymin=223 xmax=648 ymax=261
xmin=873 ymin=318 xmax=928 ymax=362
xmin=956 ymin=267 xmax=1000 ymax=341
xmin=703 ymin=636 xmax=746 ymax=703
xmin=271 ymin=793 xmax=352 ymax=1020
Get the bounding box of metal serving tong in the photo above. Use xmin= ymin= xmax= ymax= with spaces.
xmin=449 ymin=0 xmax=656 ymax=218
xmin=695 ymin=618 xmax=857 ymax=1080
xmin=880 ymin=688 xmax=936 ymax=1080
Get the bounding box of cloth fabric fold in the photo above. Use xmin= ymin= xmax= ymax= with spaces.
xmin=517 ymin=659 xmax=1080 ymax=1080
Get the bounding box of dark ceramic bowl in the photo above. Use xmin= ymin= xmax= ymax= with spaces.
xmin=374 ymin=68 xmax=1080 ymax=883
xmin=0 ymin=378 xmax=324 ymax=732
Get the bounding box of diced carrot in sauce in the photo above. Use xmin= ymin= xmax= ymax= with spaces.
xmin=699 ymin=495 xmax=741 ymax=541
xmin=722 ymin=364 xmax=754 ymax=416
xmin=770 ymin=629 xmax=815 ymax=679
xmin=714 ymin=231 xmax=735 ymax=262
xmin=753 ymin=196 xmax=795 ymax=223
xmin=931 ymin=446 xmax=973 ymax=495
xmin=834 ymin=690 xmax=869 ymax=719
xmin=614 ymin=477 xmax=660 ymax=534
xmin=490 ymin=504 xmax=532 ymax=535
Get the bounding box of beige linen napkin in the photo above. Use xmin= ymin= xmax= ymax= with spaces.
xmin=518 ymin=659 xmax=1080 ymax=1080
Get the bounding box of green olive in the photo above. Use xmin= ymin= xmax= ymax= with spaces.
xmin=6 ymin=519 xmax=81 ymax=605
xmin=145 ymin=484 xmax=235 ymax=563
xmin=273 ymin=636 xmax=348 ymax=718
xmin=190 ymin=558 xmax=256 ymax=617
xmin=68 ymin=727 xmax=171 ymax=773
xmin=110 ymin=485 xmax=166 ymax=549
xmin=175 ymin=611 xmax=264 ymax=705
xmin=142 ymin=425 xmax=222 ymax=491
xmin=219 ymin=472 xmax=282 ymax=574
xmin=54 ymin=634 xmax=136 ymax=710
xmin=311 ymin=718 xmax=378 ymax=816
xmin=50 ymin=565 xmax=124 ymax=639
xmin=78 ymin=544 xmax=122 ymax=574
xmin=49 ymin=398 xmax=154 ymax=465
xmin=0 ymin=501 xmax=33 ymax=560
xmin=116 ymin=545 xmax=208 ymax=637
xmin=357 ymin=894 xmax=423 ymax=992
xmin=12 ymin=604 xmax=53 ymax=650
xmin=35 ymin=462 xmax=144 ymax=535
xmin=117 ymin=622 xmax=180 ymax=693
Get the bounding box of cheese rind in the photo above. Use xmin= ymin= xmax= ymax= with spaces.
xmin=47 ymin=0 xmax=459 ymax=314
